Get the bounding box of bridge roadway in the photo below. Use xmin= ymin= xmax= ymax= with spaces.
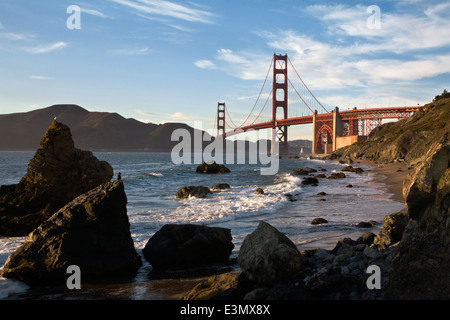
xmin=224 ymin=106 xmax=422 ymax=137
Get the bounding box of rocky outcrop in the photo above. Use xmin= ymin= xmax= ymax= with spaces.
xmin=372 ymin=209 xmax=408 ymax=250
xmin=0 ymin=181 xmax=142 ymax=286
xmin=175 ymin=186 xmax=212 ymax=199
xmin=386 ymin=135 xmax=450 ymax=299
xmin=327 ymin=172 xmax=346 ymax=179
xmin=142 ymin=224 xmax=234 ymax=270
xmin=0 ymin=120 xmax=113 ymax=236
xmin=196 ymin=161 xmax=230 ymax=174
xmin=237 ymin=221 xmax=305 ymax=286
xmin=341 ymin=165 xmax=364 ymax=173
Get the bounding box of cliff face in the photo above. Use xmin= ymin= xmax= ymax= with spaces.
xmin=0 ymin=120 xmax=113 ymax=236
xmin=386 ymin=134 xmax=449 ymax=299
xmin=335 ymin=97 xmax=450 ymax=299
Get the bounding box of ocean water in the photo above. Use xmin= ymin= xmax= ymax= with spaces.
xmin=0 ymin=151 xmax=405 ymax=299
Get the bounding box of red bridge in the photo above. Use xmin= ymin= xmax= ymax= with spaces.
xmin=216 ymin=54 xmax=422 ymax=155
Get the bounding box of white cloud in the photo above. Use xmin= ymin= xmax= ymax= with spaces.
xmin=194 ymin=59 xmax=215 ymax=69
xmin=24 ymin=42 xmax=68 ymax=54
xmin=110 ymin=0 xmax=216 ymax=23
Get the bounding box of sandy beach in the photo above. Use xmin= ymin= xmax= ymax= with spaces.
xmin=358 ymin=159 xmax=409 ymax=204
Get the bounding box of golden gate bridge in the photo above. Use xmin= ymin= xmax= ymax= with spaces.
xmin=214 ymin=54 xmax=422 ymax=155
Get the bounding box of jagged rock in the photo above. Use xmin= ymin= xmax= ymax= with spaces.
xmin=196 ymin=161 xmax=230 ymax=174
xmin=0 ymin=120 xmax=113 ymax=237
xmin=143 ymin=224 xmax=234 ymax=270
xmin=237 ymin=221 xmax=305 ymax=286
xmin=0 ymin=181 xmax=141 ymax=286
xmin=175 ymin=186 xmax=212 ymax=199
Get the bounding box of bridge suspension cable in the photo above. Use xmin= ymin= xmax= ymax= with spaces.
xmin=287 ymin=57 xmax=328 ymax=114
xmin=223 ymin=57 xmax=274 ymax=129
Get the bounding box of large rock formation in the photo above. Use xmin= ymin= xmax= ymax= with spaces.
xmin=386 ymin=135 xmax=450 ymax=299
xmin=1 ymin=181 xmax=142 ymax=286
xmin=143 ymin=224 xmax=234 ymax=270
xmin=0 ymin=120 xmax=113 ymax=236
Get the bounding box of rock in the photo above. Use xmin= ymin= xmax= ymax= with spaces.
xmin=210 ymin=183 xmax=230 ymax=190
xmin=315 ymin=174 xmax=327 ymax=178
xmin=196 ymin=161 xmax=230 ymax=174
xmin=302 ymin=177 xmax=319 ymax=185
xmin=316 ymin=192 xmax=327 ymax=196
xmin=175 ymin=186 xmax=212 ymax=199
xmin=255 ymin=188 xmax=264 ymax=194
xmin=311 ymin=218 xmax=328 ymax=225
xmin=356 ymin=232 xmax=376 ymax=246
xmin=327 ymin=172 xmax=346 ymax=179
xmin=237 ymin=221 xmax=305 ymax=286
xmin=356 ymin=220 xmax=377 ymax=228
xmin=372 ymin=209 xmax=409 ymax=249
xmin=0 ymin=120 xmax=113 ymax=237
xmin=387 ymin=137 xmax=450 ymax=299
xmin=342 ymin=165 xmax=364 ymax=173
xmin=293 ymin=168 xmax=309 ymax=175
xmin=346 ymin=184 xmax=354 ymax=188
xmin=183 ymin=271 xmax=253 ymax=300
xmin=402 ymin=139 xmax=449 ymax=219
xmin=0 ymin=181 xmax=141 ymax=286
xmin=143 ymin=224 xmax=234 ymax=270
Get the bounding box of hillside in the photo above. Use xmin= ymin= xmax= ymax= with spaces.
xmin=334 ymin=97 xmax=450 ymax=165
xmin=0 ymin=105 xmax=211 ymax=151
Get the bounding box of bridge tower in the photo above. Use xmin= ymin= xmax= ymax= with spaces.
xmin=272 ymin=54 xmax=289 ymax=155
xmin=217 ymin=102 xmax=226 ymax=137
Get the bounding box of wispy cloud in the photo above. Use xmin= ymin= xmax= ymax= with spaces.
xmin=136 ymin=109 xmax=213 ymax=124
xmin=80 ymin=7 xmax=113 ymax=19
xmin=24 ymin=41 xmax=68 ymax=54
xmin=112 ymin=47 xmax=151 ymax=55
xmin=110 ymin=0 xmax=216 ymax=23
xmin=29 ymin=75 xmax=54 ymax=80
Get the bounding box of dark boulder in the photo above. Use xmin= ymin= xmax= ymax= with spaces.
xmin=327 ymin=172 xmax=346 ymax=179
xmin=255 ymin=187 xmax=264 ymax=194
xmin=238 ymin=221 xmax=305 ymax=286
xmin=341 ymin=165 xmax=364 ymax=173
xmin=0 ymin=120 xmax=113 ymax=236
xmin=175 ymin=186 xmax=212 ymax=199
xmin=0 ymin=181 xmax=141 ymax=286
xmin=302 ymin=177 xmax=319 ymax=185
xmin=143 ymin=224 xmax=234 ymax=270
xmin=196 ymin=161 xmax=230 ymax=174
xmin=311 ymin=218 xmax=328 ymax=225
xmin=210 ymin=183 xmax=230 ymax=190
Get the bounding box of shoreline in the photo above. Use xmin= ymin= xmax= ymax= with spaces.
xmin=295 ymin=158 xmax=408 ymax=252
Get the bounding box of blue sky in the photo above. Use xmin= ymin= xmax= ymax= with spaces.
xmin=0 ymin=0 xmax=449 ymax=139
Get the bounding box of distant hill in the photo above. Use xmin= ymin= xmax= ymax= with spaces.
xmin=0 ymin=105 xmax=211 ymax=151
xmin=0 ymin=104 xmax=312 ymax=153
